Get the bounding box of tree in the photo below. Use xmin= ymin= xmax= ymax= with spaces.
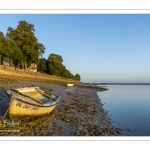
xmin=47 ymin=53 xmax=81 ymax=80
xmin=34 ymin=42 xmax=45 ymax=58
xmin=38 ymin=58 xmax=47 ymax=73
xmin=47 ymin=53 xmax=63 ymax=76
xmin=0 ymin=32 xmax=6 ymax=44
xmin=0 ymin=31 xmax=7 ymax=64
xmin=0 ymin=31 xmax=23 ymax=67
xmin=6 ymin=40 xmax=23 ymax=67
xmin=6 ymin=20 xmax=45 ymax=69
xmin=75 ymin=73 xmax=81 ymax=81
xmin=0 ymin=44 xmax=2 ymax=64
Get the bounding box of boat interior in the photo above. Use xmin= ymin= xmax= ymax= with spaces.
xmin=7 ymin=87 xmax=58 ymax=106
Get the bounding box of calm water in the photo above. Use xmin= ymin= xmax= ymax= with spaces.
xmin=97 ymin=85 xmax=150 ymax=136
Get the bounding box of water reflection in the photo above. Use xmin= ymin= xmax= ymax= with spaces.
xmin=97 ymin=85 xmax=150 ymax=136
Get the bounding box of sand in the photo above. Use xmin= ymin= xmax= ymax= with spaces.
xmin=0 ymin=81 xmax=122 ymax=136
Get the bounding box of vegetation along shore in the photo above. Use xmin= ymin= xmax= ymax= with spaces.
xmin=0 ymin=67 xmax=122 ymax=136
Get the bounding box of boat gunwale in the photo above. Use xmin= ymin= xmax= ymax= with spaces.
xmin=11 ymin=96 xmax=60 ymax=107
xmin=6 ymin=88 xmax=60 ymax=108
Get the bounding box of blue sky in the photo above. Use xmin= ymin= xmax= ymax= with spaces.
xmin=0 ymin=14 xmax=150 ymax=83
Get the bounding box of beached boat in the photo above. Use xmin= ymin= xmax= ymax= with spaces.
xmin=6 ymin=87 xmax=60 ymax=119
xmin=66 ymin=83 xmax=74 ymax=87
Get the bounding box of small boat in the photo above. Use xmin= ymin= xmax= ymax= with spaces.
xmin=66 ymin=83 xmax=74 ymax=87
xmin=6 ymin=87 xmax=60 ymax=119
xmin=91 ymin=84 xmax=98 ymax=87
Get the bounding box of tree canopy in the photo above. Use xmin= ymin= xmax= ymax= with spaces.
xmin=0 ymin=31 xmax=7 ymax=56
xmin=47 ymin=53 xmax=81 ymax=80
xmin=6 ymin=20 xmax=45 ymax=69
xmin=0 ymin=31 xmax=7 ymax=64
xmin=37 ymin=58 xmax=47 ymax=73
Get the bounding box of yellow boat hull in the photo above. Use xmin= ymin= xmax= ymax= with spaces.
xmin=9 ymin=99 xmax=56 ymax=119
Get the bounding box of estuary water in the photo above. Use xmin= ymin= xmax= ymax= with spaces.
xmin=97 ymin=85 xmax=150 ymax=136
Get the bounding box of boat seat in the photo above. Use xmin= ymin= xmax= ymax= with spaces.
xmin=43 ymin=99 xmax=55 ymax=106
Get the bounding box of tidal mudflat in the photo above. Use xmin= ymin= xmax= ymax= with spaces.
xmin=0 ymin=81 xmax=122 ymax=136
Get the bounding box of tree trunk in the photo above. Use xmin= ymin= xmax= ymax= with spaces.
xmin=10 ymin=59 xmax=13 ymax=67
xmin=0 ymin=56 xmax=1 ymax=65
xmin=27 ymin=65 xmax=30 ymax=71
xmin=36 ymin=65 xmax=38 ymax=73
xmin=22 ymin=60 xmax=24 ymax=69
xmin=24 ymin=61 xmax=27 ymax=70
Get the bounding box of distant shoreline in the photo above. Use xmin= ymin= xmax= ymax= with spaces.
xmin=98 ymin=83 xmax=150 ymax=85
xmin=85 ymin=83 xmax=150 ymax=85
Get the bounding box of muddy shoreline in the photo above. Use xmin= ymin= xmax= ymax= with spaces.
xmin=0 ymin=81 xmax=122 ymax=136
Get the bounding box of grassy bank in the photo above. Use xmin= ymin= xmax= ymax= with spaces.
xmin=0 ymin=65 xmax=108 ymax=91
xmin=0 ymin=65 xmax=83 ymax=86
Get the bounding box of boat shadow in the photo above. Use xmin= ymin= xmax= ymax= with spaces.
xmin=0 ymin=89 xmax=9 ymax=118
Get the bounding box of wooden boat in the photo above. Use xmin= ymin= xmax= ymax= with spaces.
xmin=66 ymin=83 xmax=74 ymax=87
xmin=6 ymin=87 xmax=60 ymax=119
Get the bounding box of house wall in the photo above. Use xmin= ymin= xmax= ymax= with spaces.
xmin=29 ymin=63 xmax=37 ymax=72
